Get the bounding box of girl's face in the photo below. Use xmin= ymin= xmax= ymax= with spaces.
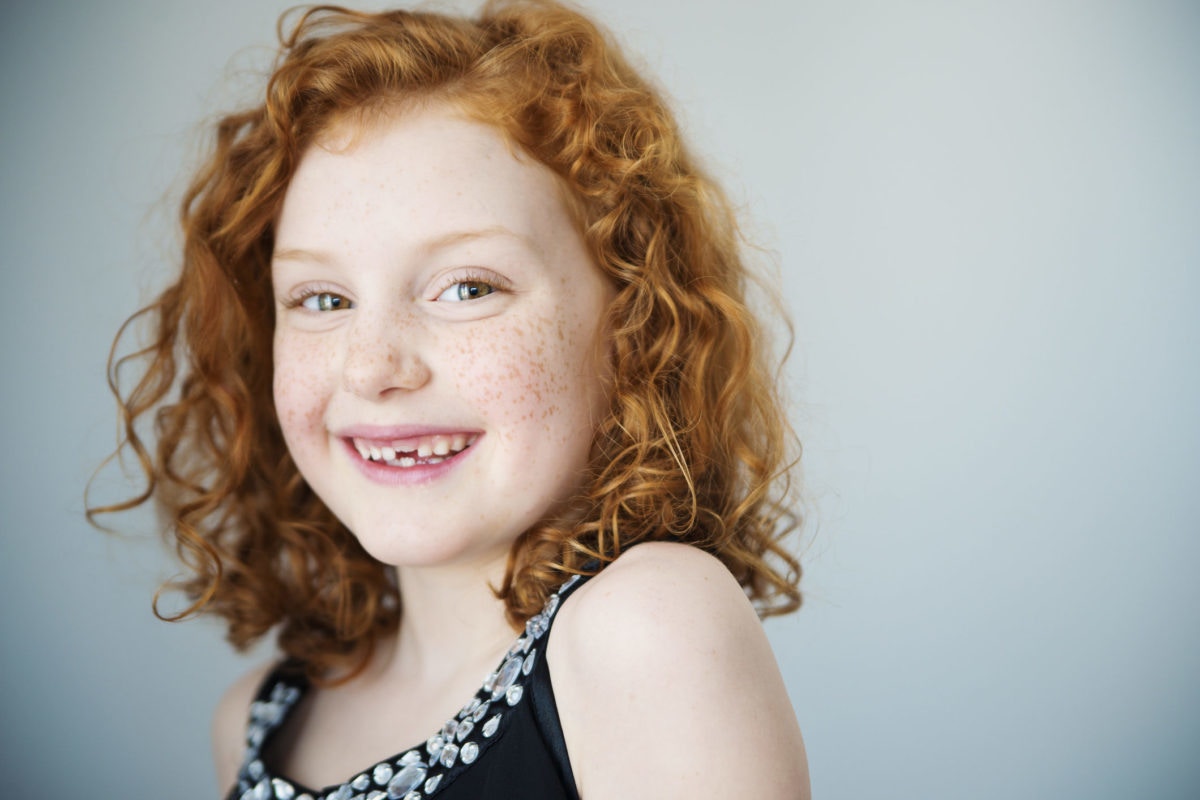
xmin=271 ymin=104 xmax=613 ymax=571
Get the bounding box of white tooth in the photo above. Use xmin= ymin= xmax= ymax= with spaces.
xmin=432 ymin=436 xmax=450 ymax=456
xmin=398 ymin=456 xmax=416 ymax=468
xmin=417 ymin=439 xmax=433 ymax=458
xmin=354 ymin=439 xmax=371 ymax=459
xmin=382 ymin=446 xmax=396 ymax=461
xmin=369 ymin=446 xmax=382 ymax=461
xmin=451 ymin=434 xmax=467 ymax=452
xmin=427 ymin=456 xmax=444 ymax=465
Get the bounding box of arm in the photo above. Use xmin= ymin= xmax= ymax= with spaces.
xmin=550 ymin=542 xmax=810 ymax=799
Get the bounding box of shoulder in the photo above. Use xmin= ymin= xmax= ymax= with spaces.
xmin=212 ymin=660 xmax=276 ymax=794
xmin=559 ymin=541 xmax=752 ymax=642
xmin=556 ymin=542 xmax=775 ymax=664
xmin=550 ymin=542 xmax=810 ymax=799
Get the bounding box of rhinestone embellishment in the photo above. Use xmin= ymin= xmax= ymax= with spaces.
xmin=233 ymin=572 xmax=583 ymax=800
xmin=491 ymin=656 xmax=523 ymax=700
xmin=373 ymin=763 xmax=393 ymax=785
xmin=386 ymin=764 xmax=426 ymax=798
xmin=522 ymin=648 xmax=537 ymax=676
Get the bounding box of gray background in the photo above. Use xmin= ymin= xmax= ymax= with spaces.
xmin=2 ymin=0 xmax=1197 ymax=797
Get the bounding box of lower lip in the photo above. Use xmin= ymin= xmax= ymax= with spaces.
xmin=340 ymin=437 xmax=477 ymax=486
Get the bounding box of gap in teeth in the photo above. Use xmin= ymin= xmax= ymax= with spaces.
xmin=353 ymin=434 xmax=474 ymax=463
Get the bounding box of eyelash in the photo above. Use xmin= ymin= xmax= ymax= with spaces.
xmin=434 ymin=270 xmax=510 ymax=303
xmin=282 ymin=285 xmax=352 ymax=312
xmin=280 ymin=270 xmax=511 ymax=311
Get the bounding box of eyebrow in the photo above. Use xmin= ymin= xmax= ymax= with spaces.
xmin=272 ymin=225 xmax=541 ymax=265
xmin=422 ymin=225 xmax=539 ymax=254
xmin=271 ymin=246 xmax=334 ymax=265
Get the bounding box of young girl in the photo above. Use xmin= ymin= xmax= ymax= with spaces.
xmin=98 ymin=2 xmax=809 ymax=797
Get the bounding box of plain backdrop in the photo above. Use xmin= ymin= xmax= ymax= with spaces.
xmin=2 ymin=1 xmax=1197 ymax=797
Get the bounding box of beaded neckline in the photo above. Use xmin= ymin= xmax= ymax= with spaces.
xmin=232 ymin=572 xmax=584 ymax=800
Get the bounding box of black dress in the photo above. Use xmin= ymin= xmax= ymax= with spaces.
xmin=225 ymin=572 xmax=590 ymax=800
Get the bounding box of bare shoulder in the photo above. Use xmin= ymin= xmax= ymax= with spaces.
xmin=555 ymin=541 xmax=777 ymax=662
xmin=571 ymin=539 xmax=747 ymax=607
xmin=212 ymin=661 xmax=276 ymax=795
xmin=550 ymin=542 xmax=810 ymax=799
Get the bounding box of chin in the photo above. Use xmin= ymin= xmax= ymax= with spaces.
xmin=350 ymin=523 xmax=514 ymax=572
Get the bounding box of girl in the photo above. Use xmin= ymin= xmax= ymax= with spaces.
xmin=97 ymin=2 xmax=809 ymax=797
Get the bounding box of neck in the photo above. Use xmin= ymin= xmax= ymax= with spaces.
xmin=379 ymin=556 xmax=519 ymax=684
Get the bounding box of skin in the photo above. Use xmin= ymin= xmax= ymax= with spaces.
xmin=270 ymin=104 xmax=613 ymax=576
xmin=213 ymin=103 xmax=810 ymax=798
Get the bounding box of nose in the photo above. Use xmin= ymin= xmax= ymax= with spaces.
xmin=341 ymin=311 xmax=432 ymax=398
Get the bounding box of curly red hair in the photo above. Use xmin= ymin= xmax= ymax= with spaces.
xmin=91 ymin=0 xmax=803 ymax=681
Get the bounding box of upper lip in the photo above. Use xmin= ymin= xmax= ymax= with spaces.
xmin=333 ymin=424 xmax=483 ymax=441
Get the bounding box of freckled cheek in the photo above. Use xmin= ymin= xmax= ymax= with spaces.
xmin=447 ymin=316 xmax=600 ymax=444
xmin=272 ymin=334 xmax=334 ymax=437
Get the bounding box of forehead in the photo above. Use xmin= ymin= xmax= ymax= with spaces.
xmin=275 ymin=104 xmax=578 ymax=259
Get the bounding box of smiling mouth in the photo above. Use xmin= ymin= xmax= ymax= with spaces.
xmin=350 ymin=433 xmax=478 ymax=467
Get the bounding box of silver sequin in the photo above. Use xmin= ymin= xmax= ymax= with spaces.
xmin=491 ymin=656 xmax=522 ymax=700
xmin=425 ymin=735 xmax=444 ymax=763
xmin=386 ymin=764 xmax=426 ymax=798
xmin=233 ymin=572 xmax=585 ymax=800
xmin=525 ymin=614 xmax=548 ymax=639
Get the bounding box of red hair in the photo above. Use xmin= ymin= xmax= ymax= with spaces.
xmin=91 ymin=1 xmax=803 ymax=681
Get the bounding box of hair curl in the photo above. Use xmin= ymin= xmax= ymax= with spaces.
xmin=90 ymin=0 xmax=803 ymax=682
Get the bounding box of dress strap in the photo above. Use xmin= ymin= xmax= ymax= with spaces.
xmin=242 ymin=661 xmax=309 ymax=769
xmin=524 ymin=566 xmax=597 ymax=800
xmin=227 ymin=568 xmax=597 ymax=800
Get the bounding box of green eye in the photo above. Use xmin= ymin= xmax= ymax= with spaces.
xmin=439 ymin=280 xmax=496 ymax=302
xmin=301 ymin=292 xmax=352 ymax=311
